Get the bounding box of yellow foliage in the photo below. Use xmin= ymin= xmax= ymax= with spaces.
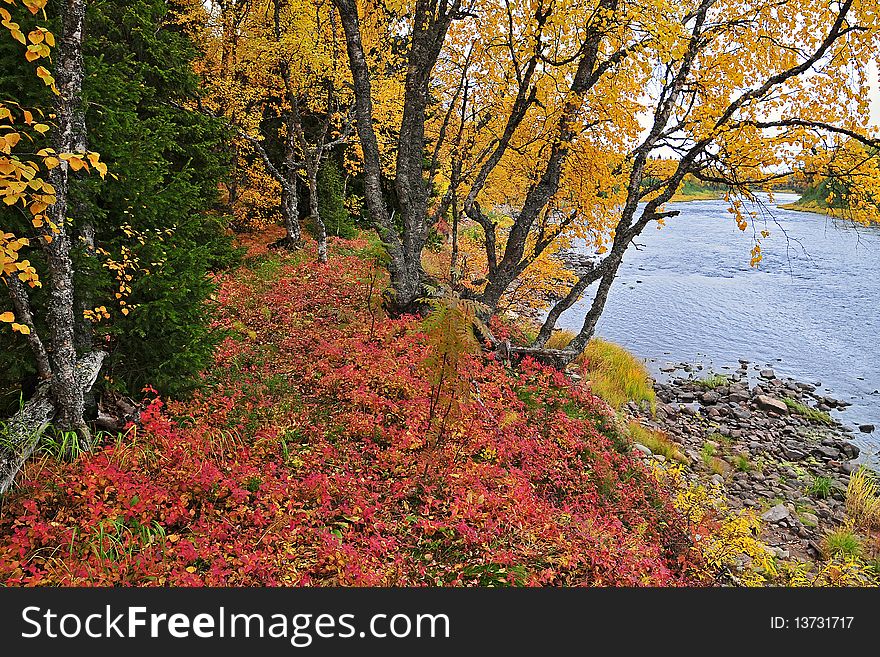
xmin=657 ymin=463 xmax=879 ymax=587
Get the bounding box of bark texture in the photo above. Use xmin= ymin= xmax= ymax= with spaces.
xmin=0 ymin=351 xmax=106 ymax=495
xmin=43 ymin=0 xmax=90 ymax=441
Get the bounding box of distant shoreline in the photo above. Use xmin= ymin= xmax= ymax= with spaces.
xmin=669 ymin=190 xmax=724 ymax=202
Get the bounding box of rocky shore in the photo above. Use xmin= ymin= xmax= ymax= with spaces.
xmin=624 ymin=361 xmax=870 ymax=565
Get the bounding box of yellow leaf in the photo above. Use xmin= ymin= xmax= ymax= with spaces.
xmin=12 ymin=323 xmax=30 ymax=335
xmin=0 ymin=312 xmax=14 ymax=323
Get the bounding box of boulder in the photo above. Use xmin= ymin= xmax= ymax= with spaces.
xmin=761 ymin=504 xmax=790 ymax=523
xmin=754 ymin=395 xmax=788 ymax=415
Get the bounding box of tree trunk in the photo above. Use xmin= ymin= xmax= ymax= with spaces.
xmin=308 ymin=166 xmax=328 ymax=263
xmin=4 ymin=275 xmax=52 ymax=380
xmin=279 ymin=180 xmax=301 ymax=247
xmin=563 ymin=263 xmax=621 ymax=361
xmin=450 ymin=192 xmax=460 ymax=284
xmin=333 ymin=0 xmax=456 ymax=315
xmin=43 ymin=0 xmax=91 ymax=444
xmin=0 ymin=351 xmax=105 ymax=495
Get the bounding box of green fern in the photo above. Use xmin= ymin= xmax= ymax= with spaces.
xmin=421 ymin=289 xmax=490 ymax=443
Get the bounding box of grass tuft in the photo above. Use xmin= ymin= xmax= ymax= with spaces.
xmin=695 ymin=373 xmax=730 ymax=389
xmin=782 ymin=397 xmax=832 ymax=425
xmin=845 ymin=467 xmax=880 ymax=530
xmin=808 ymin=475 xmax=832 ymax=499
xmin=823 ymin=526 xmax=862 ymax=559
xmin=578 ymin=338 xmax=656 ymax=413
xmin=627 ymin=421 xmax=686 ymax=463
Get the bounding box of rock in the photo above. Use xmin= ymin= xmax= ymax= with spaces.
xmin=700 ymin=391 xmax=720 ymax=404
xmin=761 ymin=504 xmax=790 ymax=523
xmin=633 ymin=443 xmax=652 ymax=457
xmin=681 ymin=403 xmax=700 ymax=416
xmin=781 ymin=446 xmax=806 ymax=461
xmin=858 ymin=424 xmax=875 ymax=433
xmin=711 ymin=474 xmax=725 ymax=486
xmin=732 ymin=407 xmax=752 ymax=420
xmin=813 ymin=446 xmax=840 ymax=460
xmin=841 ymin=462 xmax=858 ymax=475
xmin=760 ymin=369 xmax=776 ymax=379
xmin=839 ymin=442 xmax=860 ymax=459
xmin=800 ymin=512 xmax=819 ymax=527
xmin=754 ymin=395 xmax=788 ymax=415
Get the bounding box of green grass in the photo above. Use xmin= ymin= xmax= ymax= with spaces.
xmin=808 ymin=475 xmax=832 ymax=499
xmin=823 ymin=527 xmax=862 ymax=559
xmin=695 ymin=373 xmax=730 ymax=389
xmin=700 ymin=443 xmax=727 ymax=475
xmin=782 ymin=397 xmax=833 ymax=425
xmin=627 ymin=421 xmax=686 ymax=463
xmin=733 ymin=454 xmax=753 ymax=472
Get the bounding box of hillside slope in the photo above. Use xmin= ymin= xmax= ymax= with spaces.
xmin=0 ymin=236 xmax=704 ymax=586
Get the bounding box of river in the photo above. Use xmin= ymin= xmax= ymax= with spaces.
xmin=558 ymin=193 xmax=880 ymax=465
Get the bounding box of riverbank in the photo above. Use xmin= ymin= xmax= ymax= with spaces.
xmin=623 ymin=360 xmax=875 ymax=569
xmin=669 ymin=190 xmax=724 ymax=202
xmin=778 ymin=201 xmax=836 ymax=216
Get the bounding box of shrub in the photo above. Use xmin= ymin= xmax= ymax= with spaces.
xmin=316 ymin=159 xmax=357 ymax=239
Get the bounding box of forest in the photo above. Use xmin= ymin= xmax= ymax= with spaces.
xmin=2 ymin=0 xmax=880 ymax=587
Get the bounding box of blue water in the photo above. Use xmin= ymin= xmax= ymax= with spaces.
xmin=558 ymin=193 xmax=880 ymax=463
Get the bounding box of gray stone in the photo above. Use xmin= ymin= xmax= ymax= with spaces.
xmin=813 ymin=446 xmax=840 ymax=460
xmin=762 ymin=504 xmax=790 ymax=523
xmin=760 ymin=369 xmax=776 ymax=379
xmin=711 ymin=474 xmax=725 ymax=486
xmin=781 ymin=446 xmax=806 ymax=461
xmin=858 ymin=424 xmax=875 ymax=433
xmin=700 ymin=391 xmax=720 ymax=404
xmin=633 ymin=443 xmax=652 ymax=457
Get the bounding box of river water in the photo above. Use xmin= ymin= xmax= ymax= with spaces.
xmin=558 ymin=193 xmax=880 ymax=464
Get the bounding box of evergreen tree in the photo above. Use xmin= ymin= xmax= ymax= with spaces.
xmin=0 ymin=0 xmax=237 ymax=410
